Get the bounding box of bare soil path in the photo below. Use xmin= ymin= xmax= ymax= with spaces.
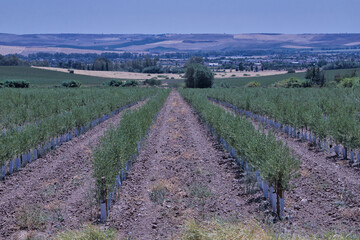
xmin=0 ymin=101 xmax=147 ymax=239
xmin=211 ymin=99 xmax=360 ymax=235
xmin=107 ymin=91 xmax=262 ymax=240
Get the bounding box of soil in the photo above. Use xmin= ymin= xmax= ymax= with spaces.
xmin=211 ymin=99 xmax=360 ymax=235
xmin=0 ymin=100 xmax=147 ymax=239
xmin=106 ymin=91 xmax=263 ymax=240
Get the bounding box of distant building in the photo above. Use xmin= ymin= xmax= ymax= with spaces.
xmin=208 ymin=63 xmax=219 ymax=67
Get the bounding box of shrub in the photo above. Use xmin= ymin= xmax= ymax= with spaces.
xmin=272 ymin=78 xmax=311 ymax=88
xmin=337 ymin=77 xmax=360 ymax=88
xmin=142 ymin=66 xmax=163 ymax=74
xmin=144 ymin=78 xmax=162 ymax=86
xmin=245 ymin=81 xmax=261 ymax=88
xmin=16 ymin=204 xmax=46 ymax=230
xmin=287 ymin=69 xmax=296 ymax=73
xmin=123 ymin=80 xmax=139 ymax=87
xmin=104 ymin=79 xmax=123 ymax=87
xmin=62 ymin=80 xmax=81 ymax=88
xmin=1 ymin=80 xmax=30 ymax=88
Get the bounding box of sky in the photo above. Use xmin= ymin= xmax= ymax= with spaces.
xmin=0 ymin=0 xmax=359 ymax=34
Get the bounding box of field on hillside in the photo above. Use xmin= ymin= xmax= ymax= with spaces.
xmin=34 ymin=66 xmax=288 ymax=80
xmin=5 ymin=67 xmax=357 ymax=88
xmin=0 ymin=85 xmax=360 ymax=239
xmin=162 ymin=68 xmax=360 ymax=88
xmin=0 ymin=66 xmax=112 ymax=86
xmin=213 ymin=68 xmax=360 ymax=87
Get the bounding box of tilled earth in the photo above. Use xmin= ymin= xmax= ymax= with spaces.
xmin=107 ymin=91 xmax=263 ymax=240
xmin=0 ymin=101 xmax=147 ymax=239
xmin=211 ymin=99 xmax=360 ymax=235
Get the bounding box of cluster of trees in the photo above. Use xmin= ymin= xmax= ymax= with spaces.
xmin=104 ymin=79 xmax=140 ymax=87
xmin=61 ymin=80 xmax=81 ymax=88
xmin=305 ymin=66 xmax=326 ymax=86
xmin=143 ymin=78 xmax=162 ymax=86
xmin=272 ymin=78 xmax=311 ymax=88
xmin=323 ymin=61 xmax=360 ymax=70
xmin=0 ymin=80 xmax=29 ymax=88
xmin=184 ymin=57 xmax=214 ymax=88
xmin=117 ymin=56 xmax=160 ymax=73
xmin=0 ymin=55 xmax=27 ymax=66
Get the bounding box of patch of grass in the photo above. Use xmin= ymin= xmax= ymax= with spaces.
xmin=71 ymin=175 xmax=84 ymax=187
xmin=54 ymin=224 xmax=118 ymax=240
xmin=149 ymin=183 xmax=168 ymax=205
xmin=41 ymin=183 xmax=57 ymax=198
xmin=0 ymin=66 xmax=113 ymax=87
xmin=179 ymin=218 xmax=358 ymax=240
xmin=16 ymin=204 xmax=47 ymax=230
xmin=188 ymin=183 xmax=212 ymax=199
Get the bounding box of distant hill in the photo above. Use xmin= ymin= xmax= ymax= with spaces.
xmin=0 ymin=33 xmax=359 ymax=55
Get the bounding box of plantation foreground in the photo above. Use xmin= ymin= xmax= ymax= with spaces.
xmin=0 ymin=87 xmax=359 ymax=240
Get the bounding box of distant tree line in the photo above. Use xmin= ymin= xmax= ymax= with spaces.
xmin=322 ymin=61 xmax=360 ymax=70
xmin=0 ymin=55 xmax=28 ymax=66
xmin=0 ymin=80 xmax=29 ymax=88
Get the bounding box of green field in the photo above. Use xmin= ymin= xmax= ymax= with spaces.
xmin=214 ymin=68 xmax=360 ymax=87
xmin=0 ymin=66 xmax=113 ymax=87
xmin=163 ymin=68 xmax=360 ymax=88
xmin=1 ymin=66 xmax=359 ymax=88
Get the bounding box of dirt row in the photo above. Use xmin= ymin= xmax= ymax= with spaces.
xmin=211 ymin=99 xmax=360 ymax=235
xmin=0 ymin=101 xmax=147 ymax=239
xmin=106 ymin=91 xmax=264 ymax=239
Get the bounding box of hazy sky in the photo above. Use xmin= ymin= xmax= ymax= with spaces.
xmin=0 ymin=0 xmax=359 ymax=34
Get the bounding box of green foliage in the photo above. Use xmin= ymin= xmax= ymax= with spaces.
xmin=142 ymin=65 xmax=163 ymax=73
xmin=0 ymin=88 xmax=158 ymax=165
xmin=123 ymin=79 xmax=139 ymax=87
xmin=245 ymin=81 xmax=261 ymax=88
xmin=305 ymin=66 xmax=326 ymax=86
xmin=62 ymin=80 xmax=82 ymax=88
xmin=0 ymin=54 xmax=27 ymax=66
xmin=204 ymin=88 xmax=360 ymax=153
xmin=93 ymin=90 xmax=169 ymax=201
xmin=337 ymin=77 xmax=360 ymax=88
xmin=104 ymin=79 xmax=123 ymax=87
xmin=0 ymin=80 xmax=29 ymax=88
xmin=144 ymin=78 xmax=162 ymax=86
xmin=185 ymin=61 xmax=214 ymax=88
xmin=180 ymin=218 xmax=358 ymax=240
xmin=180 ymin=89 xmax=300 ymax=216
xmin=54 ymin=224 xmax=117 ymax=240
xmin=272 ymin=78 xmax=311 ymax=88
xmin=0 ymin=66 xmax=116 ymax=87
xmin=93 ymin=57 xmax=114 ymax=71
xmin=16 ymin=204 xmax=46 ymax=230
xmin=287 ymin=69 xmax=296 ymax=73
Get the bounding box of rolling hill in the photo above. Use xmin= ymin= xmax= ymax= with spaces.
xmin=0 ymin=33 xmax=359 ymax=55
